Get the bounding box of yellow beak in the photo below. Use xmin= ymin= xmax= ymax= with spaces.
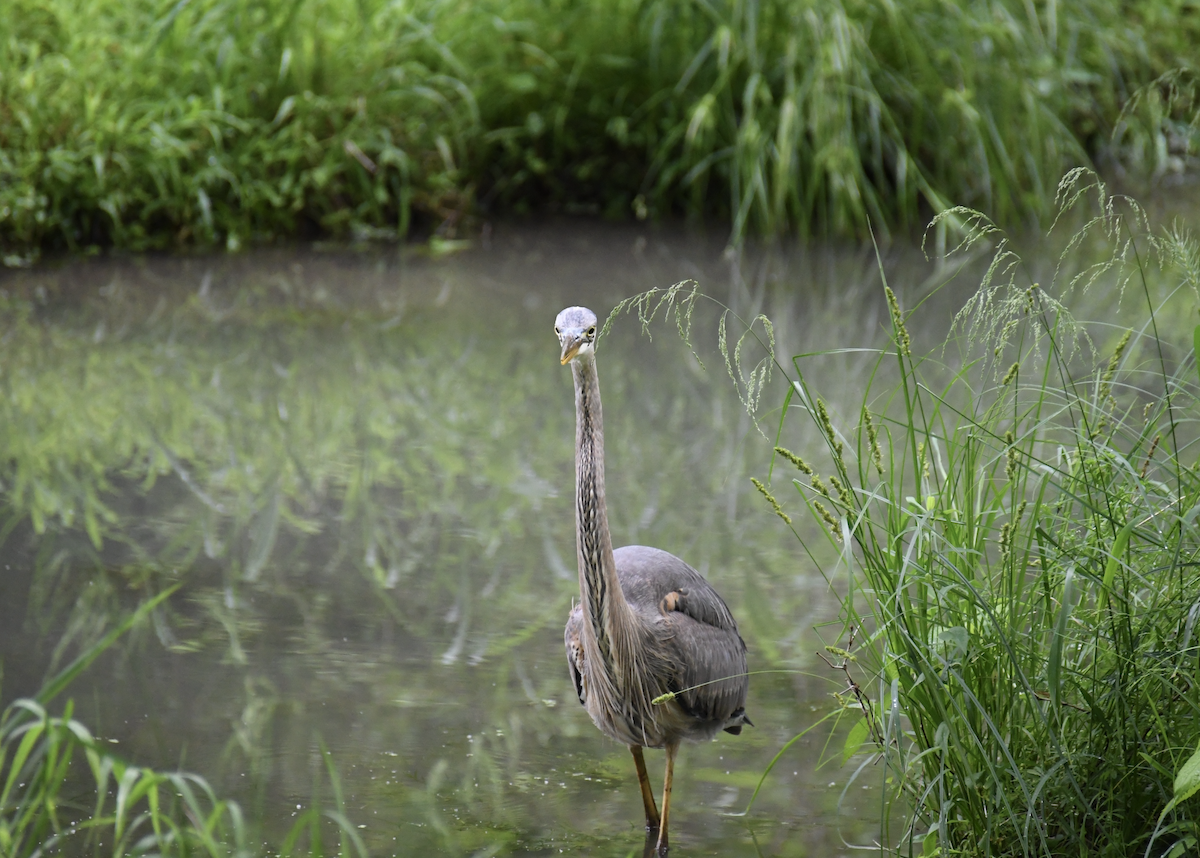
xmin=560 ymin=340 xmax=582 ymax=365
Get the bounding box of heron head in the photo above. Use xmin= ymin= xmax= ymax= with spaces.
xmin=555 ymin=306 xmax=598 ymax=365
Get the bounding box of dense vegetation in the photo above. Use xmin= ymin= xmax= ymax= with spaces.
xmin=3 ymin=0 xmax=1199 ymax=260
xmin=744 ymin=178 xmax=1200 ymax=855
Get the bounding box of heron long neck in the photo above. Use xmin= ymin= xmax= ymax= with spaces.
xmin=572 ymin=355 xmax=634 ymax=674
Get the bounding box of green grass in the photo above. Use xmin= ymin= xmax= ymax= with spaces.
xmin=2 ymin=0 xmax=1198 ymax=260
xmin=740 ymin=174 xmax=1200 ymax=855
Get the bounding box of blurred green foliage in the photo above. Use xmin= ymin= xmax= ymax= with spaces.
xmin=1 ymin=0 xmax=1198 ymax=260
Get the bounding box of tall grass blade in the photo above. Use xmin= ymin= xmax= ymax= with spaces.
xmin=1099 ymin=521 xmax=1134 ymax=611
xmin=1175 ymin=741 xmax=1200 ymax=805
xmin=34 ymin=583 xmax=181 ymax=708
xmin=1193 ymin=324 xmax=1200 ymax=388
xmin=744 ymin=708 xmax=840 ymax=814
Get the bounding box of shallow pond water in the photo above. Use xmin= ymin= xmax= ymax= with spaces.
xmin=0 ymin=214 xmax=1192 ymax=856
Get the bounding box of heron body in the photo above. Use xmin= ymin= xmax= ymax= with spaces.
xmin=556 ymin=306 xmax=750 ymax=854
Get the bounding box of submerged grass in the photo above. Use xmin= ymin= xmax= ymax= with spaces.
xmin=2 ymin=0 xmax=1198 ymax=260
xmin=745 ymin=176 xmax=1200 ymax=855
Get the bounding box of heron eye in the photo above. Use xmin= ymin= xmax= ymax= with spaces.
xmin=555 ymin=326 xmax=561 ymax=335
xmin=586 ymin=326 xmax=596 ymax=337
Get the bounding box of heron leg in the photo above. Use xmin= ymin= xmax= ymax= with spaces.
xmin=655 ymin=741 xmax=679 ymax=854
xmin=629 ymin=745 xmax=660 ymax=830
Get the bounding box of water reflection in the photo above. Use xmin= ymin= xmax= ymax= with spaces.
xmin=0 ymin=227 xmax=976 ymax=855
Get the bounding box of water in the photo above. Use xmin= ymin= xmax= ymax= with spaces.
xmin=1 ymin=214 xmax=1190 ymax=856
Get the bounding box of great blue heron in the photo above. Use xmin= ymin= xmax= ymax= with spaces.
xmin=556 ymin=306 xmax=751 ymax=854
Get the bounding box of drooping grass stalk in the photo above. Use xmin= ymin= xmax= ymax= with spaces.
xmin=746 ymin=178 xmax=1200 ymax=855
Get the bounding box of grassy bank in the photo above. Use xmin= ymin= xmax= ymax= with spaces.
xmin=745 ymin=177 xmax=1200 ymax=854
xmin=2 ymin=0 xmax=1198 ymax=261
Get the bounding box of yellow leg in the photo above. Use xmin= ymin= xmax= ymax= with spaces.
xmin=630 ymin=745 xmax=660 ymax=830
xmin=656 ymin=742 xmax=679 ymax=854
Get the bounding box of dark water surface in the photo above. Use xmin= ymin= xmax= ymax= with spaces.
xmin=2 ymin=219 xmax=1151 ymax=856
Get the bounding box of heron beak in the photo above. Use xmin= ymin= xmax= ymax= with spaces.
xmin=560 ymin=339 xmax=582 ymax=365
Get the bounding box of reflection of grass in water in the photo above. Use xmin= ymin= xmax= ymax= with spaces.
xmin=0 ymin=289 xmax=564 ymax=652
xmin=745 ymin=177 xmax=1200 ymax=855
xmin=0 ymin=286 xmax=561 ymax=854
xmin=0 ymin=270 xmax=809 ymax=671
xmin=0 ymin=269 xmax=846 ymax=853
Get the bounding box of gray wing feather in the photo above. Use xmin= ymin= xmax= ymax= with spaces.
xmin=670 ymin=617 xmax=748 ymax=725
xmin=613 ymin=546 xmax=749 ymax=727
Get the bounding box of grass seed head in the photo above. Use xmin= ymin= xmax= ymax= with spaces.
xmin=885 ymin=286 xmax=911 ymax=357
xmin=751 ymin=477 xmax=791 ymax=525
xmin=813 ymin=499 xmax=840 ymax=538
xmin=1099 ymin=329 xmax=1132 ymax=401
xmin=1140 ymin=434 xmax=1161 ymax=478
xmin=998 ymin=501 xmax=1027 ymax=568
xmin=815 ymin=399 xmax=844 ymax=465
xmin=862 ymin=407 xmax=884 ymax=476
xmin=828 ymin=474 xmax=852 ymax=506
xmin=775 ymin=446 xmax=813 ymax=474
